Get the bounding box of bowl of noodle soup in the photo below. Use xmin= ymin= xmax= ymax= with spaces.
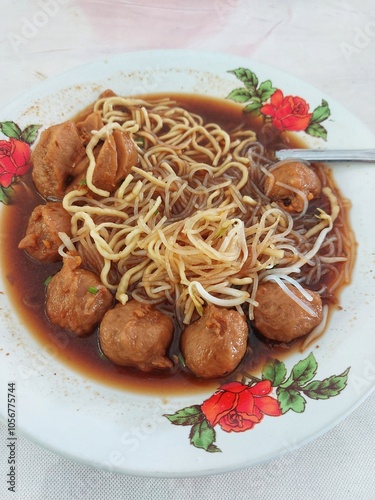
xmin=0 ymin=50 xmax=374 ymax=476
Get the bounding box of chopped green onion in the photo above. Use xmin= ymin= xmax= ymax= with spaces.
xmin=44 ymin=275 xmax=53 ymax=286
xmin=80 ymin=178 xmax=87 ymax=186
xmin=177 ymin=352 xmax=186 ymax=367
xmin=135 ymin=136 xmax=145 ymax=147
xmin=88 ymin=286 xmax=99 ymax=295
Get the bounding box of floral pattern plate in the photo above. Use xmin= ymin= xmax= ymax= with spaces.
xmin=0 ymin=50 xmax=375 ymax=477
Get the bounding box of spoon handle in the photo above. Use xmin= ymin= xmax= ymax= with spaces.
xmin=275 ymin=149 xmax=375 ymax=162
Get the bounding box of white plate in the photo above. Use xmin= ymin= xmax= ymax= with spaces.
xmin=1 ymin=50 xmax=375 ymax=477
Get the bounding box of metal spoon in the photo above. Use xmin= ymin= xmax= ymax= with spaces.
xmin=275 ymin=149 xmax=375 ymax=163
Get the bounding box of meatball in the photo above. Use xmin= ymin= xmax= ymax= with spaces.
xmin=46 ymin=254 xmax=113 ymax=336
xmin=99 ymin=301 xmax=174 ymax=372
xmin=264 ymin=161 xmax=322 ymax=212
xmin=254 ymin=281 xmax=323 ymax=342
xmin=18 ymin=202 xmax=71 ymax=262
xmin=180 ymin=305 xmax=248 ymax=379
xmin=92 ymin=129 xmax=138 ymax=193
xmin=32 ymin=121 xmax=86 ymax=199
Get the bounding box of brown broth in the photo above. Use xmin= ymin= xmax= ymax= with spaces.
xmin=0 ymin=93 xmax=354 ymax=396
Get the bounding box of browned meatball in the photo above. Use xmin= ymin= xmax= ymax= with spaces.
xmin=254 ymin=281 xmax=323 ymax=342
xmin=99 ymin=301 xmax=174 ymax=372
xmin=180 ymin=305 xmax=248 ymax=379
xmin=18 ymin=202 xmax=71 ymax=262
xmin=32 ymin=121 xmax=86 ymax=199
xmin=46 ymin=254 xmax=113 ymax=336
xmin=264 ymin=161 xmax=322 ymax=212
xmin=92 ymin=129 xmax=138 ymax=193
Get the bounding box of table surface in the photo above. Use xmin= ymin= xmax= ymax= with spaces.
xmin=1 ymin=1 xmax=375 ymax=499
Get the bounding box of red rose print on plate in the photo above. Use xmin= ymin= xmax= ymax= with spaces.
xmin=226 ymin=67 xmax=331 ymax=140
xmin=0 ymin=138 xmax=31 ymax=188
xmin=259 ymin=89 xmax=312 ymax=132
xmin=0 ymin=121 xmax=41 ymax=204
xmin=202 ymin=380 xmax=281 ymax=432
xmin=164 ymin=353 xmax=349 ymax=453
